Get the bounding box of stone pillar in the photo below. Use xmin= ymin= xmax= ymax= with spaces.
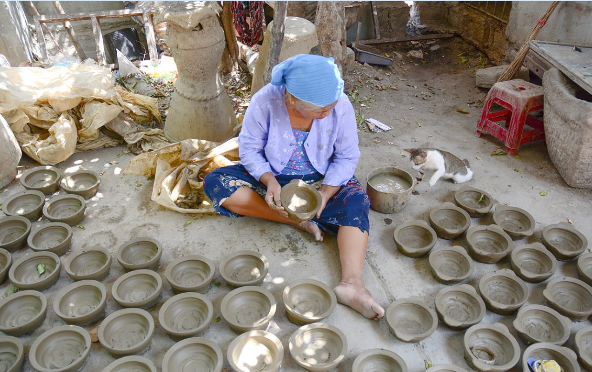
xmin=0 ymin=113 xmax=21 ymax=188
xmin=162 ymin=2 xmax=237 ymax=143
xmin=315 ymin=2 xmax=346 ymax=73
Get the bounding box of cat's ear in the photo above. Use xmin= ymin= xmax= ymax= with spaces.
xmin=403 ymin=148 xmax=413 ymax=153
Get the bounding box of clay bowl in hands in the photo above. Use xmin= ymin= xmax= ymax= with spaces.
xmin=0 ymin=248 xmax=11 ymax=284
xmin=159 ymin=293 xmax=213 ymax=339
xmin=0 ymin=216 xmax=31 ymax=252
xmin=221 ymin=286 xmax=276 ymax=334
xmin=575 ymin=326 xmax=592 ymax=370
xmin=428 ymin=202 xmax=471 ymax=239
xmin=425 ymin=366 xmax=468 ymax=372
xmin=454 ymin=187 xmax=494 ymax=217
xmin=117 ymin=237 xmax=162 ymax=272
xmin=0 ymin=336 xmax=24 ymax=372
xmin=29 ymin=325 xmax=91 ymax=372
xmin=465 ymin=225 xmax=514 ymax=263
xmin=386 ymin=297 xmax=438 ymax=342
xmin=542 ymin=222 xmax=588 ymax=260
xmin=220 ymin=250 xmax=269 ymax=287
xmin=163 ymin=337 xmax=223 ymax=372
xmin=289 ymin=323 xmax=347 ymax=372
xmin=228 ymin=330 xmax=283 ymax=372
xmin=521 ymin=343 xmax=580 ymax=372
xmin=578 ymin=252 xmax=592 ymax=286
xmin=435 ymin=284 xmax=486 ymax=330
xmin=53 ymin=280 xmax=107 ymax=325
xmin=112 ymin=269 xmax=163 ymax=309
xmin=512 ymin=304 xmax=571 ymax=345
xmin=463 ymin=323 xmax=520 ymax=372
xmin=27 ymin=222 xmax=72 ymax=256
xmin=543 ymin=277 xmax=592 ymax=321
xmin=283 ymin=279 xmax=336 ymax=325
xmin=492 ymin=205 xmax=535 ymax=240
xmin=1 ymin=190 xmax=45 ymax=220
xmin=478 ymin=269 xmax=528 ymax=315
xmin=352 ymin=349 xmax=408 ymax=372
xmin=0 ymin=290 xmax=47 ymax=336
xmin=8 ymin=251 xmax=61 ymax=291
xmin=60 ymin=169 xmax=100 ymax=199
xmin=393 ymin=220 xmax=437 ymax=258
xmin=64 ymin=247 xmax=111 ymax=281
xmin=428 ymin=246 xmax=474 ymax=284
xmin=165 ymin=254 xmax=215 ymax=293
xmin=102 ymin=356 xmax=157 ymax=372
xmin=42 ymin=194 xmax=86 ymax=226
xmin=20 ymin=166 xmax=62 ymax=194
xmin=98 ymin=308 xmax=155 ymax=357
xmin=280 ymin=179 xmax=322 ymax=222
xmin=510 ymin=242 xmax=557 ymax=283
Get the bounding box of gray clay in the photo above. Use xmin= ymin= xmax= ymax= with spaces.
xmin=27 ymin=222 xmax=73 ymax=256
xmin=102 ymin=356 xmax=157 ymax=372
xmin=280 ymin=179 xmax=322 ymax=222
xmin=29 ymin=325 xmax=91 ymax=372
xmin=425 ymin=366 xmax=468 ymax=372
xmin=352 ymin=349 xmax=408 ymax=372
xmin=393 ymin=220 xmax=437 ymax=258
xmin=492 ymin=205 xmax=535 ymax=240
xmin=521 ymin=343 xmax=580 ymax=372
xmin=577 ymin=252 xmax=592 ymax=286
xmin=1 ymin=190 xmax=45 ymax=221
xmin=112 ymin=269 xmax=163 ymax=309
xmin=165 ymin=254 xmax=215 ymax=293
xmin=228 ymin=331 xmax=283 ymax=372
xmin=435 ymin=284 xmax=486 ymax=330
xmin=60 ymin=169 xmax=100 ymax=199
xmin=289 ymin=323 xmax=347 ymax=372
xmin=20 ymin=166 xmax=62 ymax=194
xmin=478 ymin=269 xmax=528 ymax=315
xmin=283 ymin=279 xmax=337 ymax=325
xmin=0 ymin=248 xmax=11 ymax=284
xmin=65 ymin=247 xmax=112 ymax=281
xmin=428 ymin=202 xmax=471 ymax=239
xmin=0 ymin=290 xmax=47 ymax=336
xmin=53 ymin=280 xmax=107 ymax=325
xmin=8 ymin=251 xmax=61 ymax=291
xmin=465 ymin=225 xmax=514 ymax=264
xmin=510 ymin=243 xmax=557 ymax=283
xmin=159 ymin=293 xmax=213 ymax=339
xmin=221 ymin=286 xmax=276 ymax=334
xmin=0 ymin=336 xmax=24 ymax=372
xmin=386 ymin=297 xmax=438 ymax=342
xmin=42 ymin=194 xmax=86 ymax=226
xmin=542 ymin=222 xmax=588 ymax=261
xmin=463 ymin=323 xmax=520 ymax=372
xmin=220 ymin=250 xmax=269 ymax=287
xmin=428 ymin=246 xmax=474 ymax=284
xmin=512 ymin=304 xmax=572 ymax=345
xmin=163 ymin=337 xmax=223 ymax=372
xmin=117 ymin=237 xmax=162 ymax=271
xmin=575 ymin=326 xmax=592 ymax=371
xmin=98 ymin=308 xmax=155 ymax=357
xmin=0 ymin=216 xmax=31 ymax=252
xmin=366 ymin=167 xmax=416 ymax=214
xmin=454 ymin=187 xmax=494 ymax=217
xmin=543 ymin=277 xmax=592 ymax=321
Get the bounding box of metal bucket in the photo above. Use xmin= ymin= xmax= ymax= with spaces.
xmin=366 ymin=167 xmax=416 ymax=214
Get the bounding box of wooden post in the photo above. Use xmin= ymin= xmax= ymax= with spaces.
xmin=264 ymin=1 xmax=287 ymax=85
xmin=142 ymin=11 xmax=158 ymax=61
xmin=35 ymin=18 xmax=50 ymax=66
xmin=222 ymin=2 xmax=239 ymax=67
xmin=52 ymin=1 xmax=87 ymax=60
xmin=90 ymin=16 xmax=106 ymax=65
xmin=28 ymin=2 xmax=63 ymax=54
xmin=371 ymin=2 xmax=380 ymax=40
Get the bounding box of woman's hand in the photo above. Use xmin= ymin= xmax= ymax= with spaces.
xmin=261 ymin=173 xmax=288 ymax=217
xmin=316 ymin=184 xmax=340 ymax=218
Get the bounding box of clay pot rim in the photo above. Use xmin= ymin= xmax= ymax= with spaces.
xmin=1 ymin=190 xmax=45 ymax=218
xmin=42 ymin=194 xmax=86 ymax=220
xmin=0 ymin=216 xmax=31 ymax=249
xmin=116 ymin=237 xmax=163 ymax=271
xmin=0 ymin=248 xmax=11 ymax=273
xmin=221 ymin=286 xmax=276 ymax=329
xmin=20 ymin=166 xmax=62 ymax=193
xmin=158 ymin=292 xmax=214 ymax=336
xmin=98 ymin=308 xmax=155 ymax=352
xmin=27 ymin=221 xmax=73 ymax=251
xmin=478 ymin=269 xmax=529 ymax=311
xmin=163 ymin=337 xmax=223 ymax=372
xmin=543 ymin=276 xmax=592 ymax=318
xmin=280 ymin=179 xmax=322 ymax=221
xmin=227 ymin=330 xmax=283 ymax=372
xmin=289 ymin=322 xmax=348 ymax=370
xmin=52 ymin=280 xmax=107 ymax=322
xmin=575 ymin=326 xmax=592 ymax=366
xmin=283 ymin=279 xmax=337 ymax=322
xmin=435 ymin=284 xmax=486 ymax=328
xmin=425 ymin=365 xmax=468 ymax=372
xmin=164 ymin=254 xmax=215 ymax=291
xmin=0 ymin=290 xmax=47 ymax=333
xmin=393 ymin=220 xmax=438 ymax=257
xmin=29 ymin=324 xmax=91 ymax=372
xmin=111 ymin=269 xmax=163 ymax=307
xmin=429 ymin=202 xmax=471 ymax=235
xmin=512 ymin=304 xmax=571 ymax=345
xmin=102 ymin=355 xmax=157 ymax=372
xmin=64 ymin=247 xmax=112 ymax=280
xmin=60 ymin=169 xmax=101 ymax=197
xmin=492 ymin=204 xmax=535 ymax=237
xmin=578 ymin=252 xmax=592 ymax=283
xmin=466 ymin=224 xmax=514 ymax=257
xmin=522 ymin=343 xmax=579 ymax=372
xmin=0 ymin=335 xmax=24 ymax=363
xmin=510 ymin=243 xmax=558 ymax=281
xmin=366 ymin=166 xmax=415 ymax=193
xmin=352 ymin=348 xmax=407 ymax=372
xmin=542 ymin=222 xmax=588 ymax=259
xmin=463 ymin=323 xmax=520 ymax=371
xmin=386 ymin=297 xmax=438 ymax=342
xmin=219 ymin=250 xmax=269 ymax=287
xmin=428 ymin=246 xmax=474 ymax=283
xmin=8 ymin=251 xmax=61 ymax=289
xmin=454 ymin=186 xmax=494 ymax=216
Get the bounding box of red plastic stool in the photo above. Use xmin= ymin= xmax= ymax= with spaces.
xmin=476 ymin=79 xmax=545 ymax=155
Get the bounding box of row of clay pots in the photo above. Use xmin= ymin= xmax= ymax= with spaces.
xmin=1 ymin=190 xmax=88 ymax=227
xmin=17 ymin=165 xmax=100 ymax=198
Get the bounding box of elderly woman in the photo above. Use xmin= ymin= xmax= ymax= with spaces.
xmin=203 ymin=54 xmax=384 ymax=320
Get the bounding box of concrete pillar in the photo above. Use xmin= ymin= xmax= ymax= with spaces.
xmin=0 ymin=113 xmax=22 ymax=188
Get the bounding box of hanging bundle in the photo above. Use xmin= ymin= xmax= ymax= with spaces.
xmin=231 ymin=1 xmax=264 ymax=47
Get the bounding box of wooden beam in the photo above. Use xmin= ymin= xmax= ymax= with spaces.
xmin=264 ymin=1 xmax=287 ymax=85
xmin=90 ymin=16 xmax=106 ymax=65
xmin=28 ymin=2 xmax=63 ymax=54
xmin=52 ymin=1 xmax=86 ymax=60
xmin=371 ymin=2 xmax=380 ymax=40
xmin=35 ymin=18 xmax=50 ymax=66
xmin=142 ymin=12 xmax=158 ymax=61
xmin=358 ymin=33 xmax=456 ymax=45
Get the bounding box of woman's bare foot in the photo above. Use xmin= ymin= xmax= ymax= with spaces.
xmin=299 ymin=220 xmax=324 ymax=241
xmin=334 ymin=279 xmax=384 ymax=320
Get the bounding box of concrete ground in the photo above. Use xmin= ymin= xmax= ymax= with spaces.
xmin=1 ymin=37 xmax=591 ymax=371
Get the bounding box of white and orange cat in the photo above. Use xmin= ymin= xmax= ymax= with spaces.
xmin=404 ymin=148 xmax=473 ymax=186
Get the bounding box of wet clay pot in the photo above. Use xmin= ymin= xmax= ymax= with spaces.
xmin=64 ymin=247 xmax=111 ymax=281
xmin=352 ymin=349 xmax=408 ymax=372
xmin=98 ymin=308 xmax=155 ymax=357
xmin=117 ymin=237 xmax=162 ymax=271
xmin=425 ymin=366 xmax=468 ymax=372
xmin=221 ymin=286 xmax=276 ymax=334
xmin=454 ymin=187 xmax=494 ymax=217
xmin=280 ymin=179 xmax=322 ymax=221
xmin=478 ymin=269 xmax=528 ymax=315
xmin=0 ymin=248 xmax=11 ymax=284
xmin=543 ymin=277 xmax=592 ymax=321
xmin=159 ymin=293 xmax=213 ymax=339
xmin=29 ymin=325 xmax=91 ymax=372
xmin=393 ymin=220 xmax=438 ymax=258
xmin=510 ymin=242 xmax=558 ymax=283
xmin=463 ymin=323 xmax=520 ymax=372
xmin=0 ymin=216 xmax=31 ymax=252
xmin=386 ymin=297 xmax=438 ymax=342
xmin=8 ymin=251 xmax=61 ymax=291
xmin=102 ymin=356 xmax=157 ymax=372
xmin=0 ymin=290 xmax=47 ymax=336
xmin=112 ymin=269 xmax=163 ymax=309
xmin=575 ymin=326 xmax=592 ymax=370
xmin=435 ymin=284 xmax=486 ymax=330
xmin=283 ymin=279 xmax=337 ymax=326
xmin=165 ymin=254 xmax=215 ymax=293
xmin=27 ymin=222 xmax=72 ymax=256
xmin=163 ymin=337 xmax=223 ymax=372
xmin=492 ymin=205 xmax=535 ymax=240
xmin=60 ymin=169 xmax=100 ymax=199
xmin=0 ymin=336 xmax=24 ymax=372
xmin=366 ymin=166 xmax=416 ymax=214
xmin=42 ymin=194 xmax=86 ymax=226
xmin=428 ymin=246 xmax=474 ymax=284
xmin=578 ymin=252 xmax=592 ymax=286
xmin=542 ymin=222 xmax=588 ymax=261
xmin=220 ymin=250 xmax=269 ymax=287
xmin=289 ymin=323 xmax=347 ymax=372
xmin=228 ymin=330 xmax=283 ymax=372
xmin=1 ymin=190 xmax=45 ymax=220
xmin=53 ymin=280 xmax=107 ymax=325
xmin=512 ymin=304 xmax=572 ymax=345
xmin=465 ymin=225 xmax=514 ymax=264
xmin=428 ymin=202 xmax=471 ymax=239
xmin=521 ymin=343 xmax=580 ymax=372
xmin=20 ymin=165 xmax=62 ymax=194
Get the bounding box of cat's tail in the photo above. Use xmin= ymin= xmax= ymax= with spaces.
xmin=463 ymin=159 xmax=470 ymax=167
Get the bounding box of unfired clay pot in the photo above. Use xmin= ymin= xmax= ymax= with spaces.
xmin=64 ymin=247 xmax=112 ymax=281
xmin=0 ymin=290 xmax=47 ymax=336
xmin=98 ymin=308 xmax=155 ymax=357
xmin=521 ymin=343 xmax=580 ymax=372
xmin=228 ymin=330 xmax=283 ymax=372
xmin=454 ymin=187 xmax=494 ymax=217
xmin=112 ymin=269 xmax=163 ymax=309
xmin=117 ymin=237 xmax=162 ymax=271
xmin=53 ymin=280 xmax=107 ymax=325
xmin=0 ymin=216 xmax=31 ymax=252
xmin=463 ymin=323 xmax=520 ymax=372
xmin=428 ymin=202 xmax=470 ymax=239
xmin=283 ymin=279 xmax=336 ymax=325
xmin=366 ymin=166 xmax=416 ymax=214
xmin=60 ymin=169 xmax=100 ymax=199
xmin=575 ymin=326 xmax=592 ymax=370
xmin=0 ymin=336 xmax=24 ymax=372
xmin=393 ymin=220 xmax=438 ymax=258
xmin=29 ymin=325 xmax=91 ymax=372
xmin=8 ymin=251 xmax=61 ymax=291
xmin=162 ymin=337 xmax=223 ymax=372
xmin=542 ymin=222 xmax=588 ymax=260
xmin=221 ymin=286 xmax=276 ymax=334
xmin=27 ymin=221 xmax=72 ymax=256
xmin=512 ymin=304 xmax=571 ymax=345
xmin=492 ymin=205 xmax=535 ymax=240
xmin=543 ymin=276 xmax=592 ymax=321
xmin=578 ymin=252 xmax=592 ymax=286
xmin=165 ymin=254 xmax=215 ymax=293
xmin=435 ymin=284 xmax=486 ymax=330
xmin=280 ymin=179 xmax=322 ymax=222
xmin=220 ymin=250 xmax=269 ymax=287
xmin=159 ymin=292 xmax=213 ymax=339
xmin=20 ymin=165 xmax=62 ymax=194
xmin=465 ymin=225 xmax=514 ymax=263
xmin=386 ymin=297 xmax=438 ymax=342
xmin=352 ymin=349 xmax=408 ymax=372
xmin=428 ymin=246 xmax=474 ymax=284
xmin=102 ymin=356 xmax=157 ymax=372
xmin=425 ymin=366 xmax=468 ymax=372
xmin=0 ymin=248 xmax=11 ymax=284
xmin=1 ymin=190 xmax=45 ymax=220
xmin=510 ymin=242 xmax=557 ymax=283
xmin=478 ymin=269 xmax=528 ymax=315
xmin=42 ymin=194 xmax=86 ymax=226
xmin=289 ymin=323 xmax=347 ymax=372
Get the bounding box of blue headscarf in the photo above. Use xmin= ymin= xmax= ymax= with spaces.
xmin=270 ymin=54 xmax=344 ymax=107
